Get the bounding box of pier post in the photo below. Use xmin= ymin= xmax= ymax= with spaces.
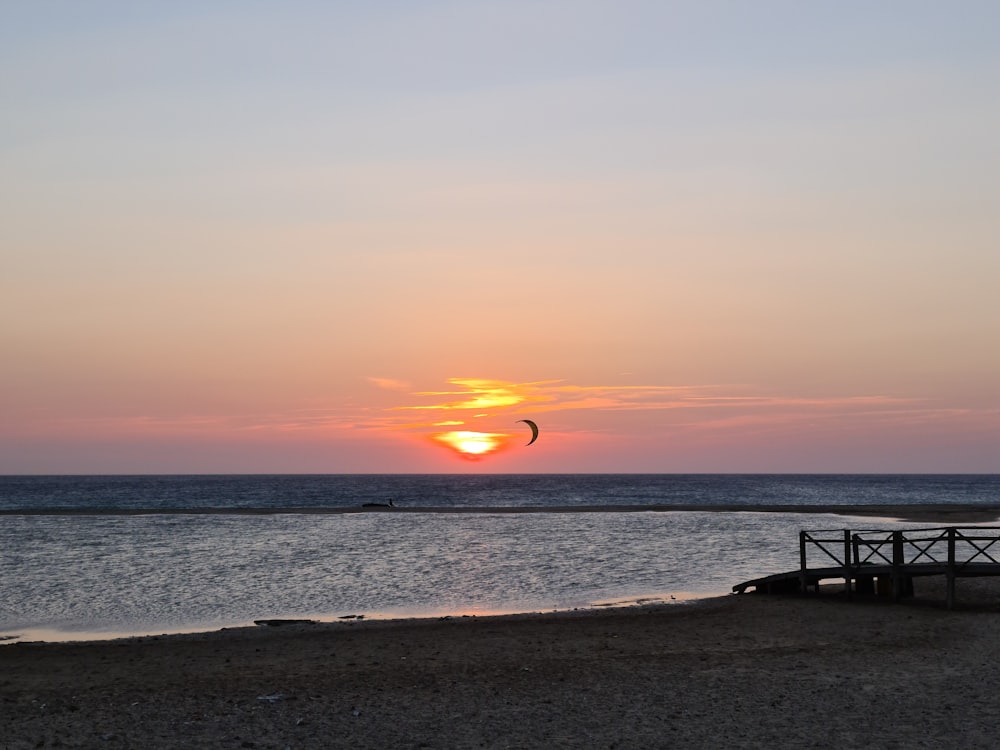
xmin=946 ymin=527 xmax=956 ymax=610
xmin=853 ymin=533 xmax=875 ymax=595
xmin=843 ymin=529 xmax=853 ymax=599
xmin=799 ymin=531 xmax=808 ymax=594
xmin=892 ymin=530 xmax=904 ymax=602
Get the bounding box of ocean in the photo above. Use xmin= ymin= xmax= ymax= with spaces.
xmin=2 ymin=474 xmax=998 ymax=642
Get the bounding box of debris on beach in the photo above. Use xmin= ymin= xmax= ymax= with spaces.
xmin=253 ymin=619 xmax=317 ymax=627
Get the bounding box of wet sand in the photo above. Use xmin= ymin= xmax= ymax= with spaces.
xmin=3 ymin=577 xmax=1000 ymax=749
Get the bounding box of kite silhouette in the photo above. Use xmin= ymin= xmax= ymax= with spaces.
xmin=516 ymin=419 xmax=539 ymax=446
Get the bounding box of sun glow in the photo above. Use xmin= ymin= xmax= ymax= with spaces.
xmin=432 ymin=431 xmax=507 ymax=460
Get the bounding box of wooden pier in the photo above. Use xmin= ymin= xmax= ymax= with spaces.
xmin=733 ymin=526 xmax=1000 ymax=609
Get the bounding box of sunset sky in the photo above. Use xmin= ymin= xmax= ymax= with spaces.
xmin=2 ymin=1 xmax=998 ymax=473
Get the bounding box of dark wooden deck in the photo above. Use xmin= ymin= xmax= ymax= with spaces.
xmin=733 ymin=526 xmax=1000 ymax=608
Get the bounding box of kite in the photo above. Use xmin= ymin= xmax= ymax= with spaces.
xmin=516 ymin=419 xmax=539 ymax=446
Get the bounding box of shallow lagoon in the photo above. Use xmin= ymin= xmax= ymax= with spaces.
xmin=0 ymin=509 xmax=932 ymax=641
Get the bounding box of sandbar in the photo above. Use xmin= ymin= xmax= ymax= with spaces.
xmin=4 ymin=502 xmax=1000 ymax=523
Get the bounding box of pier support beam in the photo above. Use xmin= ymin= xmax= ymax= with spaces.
xmin=799 ymin=531 xmax=808 ymax=595
xmin=892 ymin=531 xmax=904 ymax=602
xmin=947 ymin=527 xmax=956 ymax=610
xmin=842 ymin=530 xmax=853 ymax=599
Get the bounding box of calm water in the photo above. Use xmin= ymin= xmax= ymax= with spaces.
xmin=1 ymin=475 xmax=997 ymax=642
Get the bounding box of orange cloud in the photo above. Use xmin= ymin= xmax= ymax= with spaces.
xmin=396 ymin=378 xmax=552 ymax=411
xmin=377 ymin=378 xmax=926 ymax=424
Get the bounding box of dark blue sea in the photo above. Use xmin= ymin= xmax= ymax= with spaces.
xmin=2 ymin=474 xmax=998 ymax=512
xmin=2 ymin=475 xmax=997 ymax=643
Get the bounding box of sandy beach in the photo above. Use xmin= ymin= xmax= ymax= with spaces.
xmin=3 ymin=575 xmax=1000 ymax=749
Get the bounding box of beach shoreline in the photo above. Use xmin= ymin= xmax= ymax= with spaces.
xmin=0 ymin=592 xmax=712 ymax=647
xmin=3 ymin=579 xmax=1000 ymax=748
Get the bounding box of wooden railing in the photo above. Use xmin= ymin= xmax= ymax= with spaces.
xmin=799 ymin=526 xmax=1000 ymax=608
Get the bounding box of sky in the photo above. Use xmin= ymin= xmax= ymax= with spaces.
xmin=2 ymin=1 xmax=998 ymax=474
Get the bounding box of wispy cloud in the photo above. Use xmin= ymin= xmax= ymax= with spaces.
xmin=374 ymin=378 xmax=928 ymax=432
xmin=394 ymin=378 xmax=559 ymax=411
xmin=367 ymin=376 xmax=412 ymax=391
xmin=14 ymin=378 xmax=992 ymax=450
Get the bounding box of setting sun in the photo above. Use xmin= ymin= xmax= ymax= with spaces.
xmin=432 ymin=431 xmax=508 ymax=460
